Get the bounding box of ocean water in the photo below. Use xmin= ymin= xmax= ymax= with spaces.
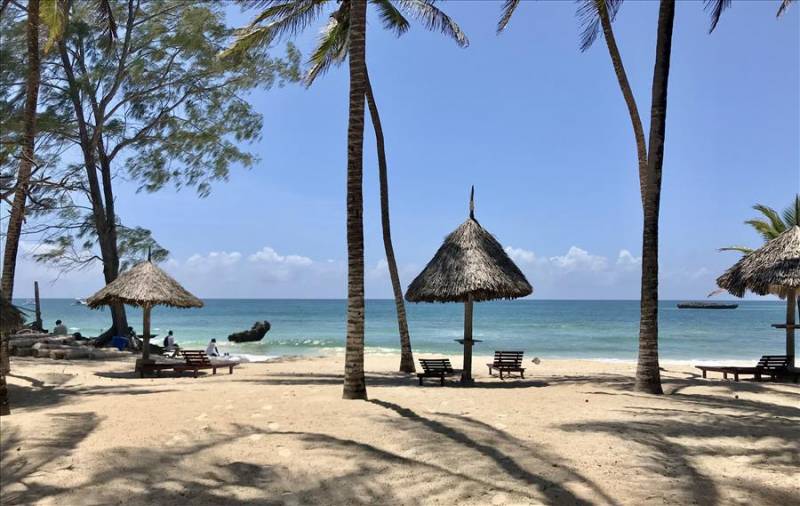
xmin=11 ymin=299 xmax=786 ymax=362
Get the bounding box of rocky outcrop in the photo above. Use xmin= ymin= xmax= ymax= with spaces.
xmin=228 ymin=321 xmax=271 ymax=343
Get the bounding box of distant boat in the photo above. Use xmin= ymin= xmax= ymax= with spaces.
xmin=74 ymin=298 xmax=88 ymax=306
xmin=677 ymin=301 xmax=738 ymax=309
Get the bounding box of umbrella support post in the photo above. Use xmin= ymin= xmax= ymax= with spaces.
xmin=142 ymin=304 xmax=152 ymax=363
xmin=787 ymin=289 xmax=796 ymax=368
xmin=461 ymin=297 xmax=474 ymax=386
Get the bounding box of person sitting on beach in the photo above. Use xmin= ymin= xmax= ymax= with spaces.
xmin=163 ymin=330 xmax=177 ymax=351
xmin=53 ymin=320 xmax=68 ymax=335
xmin=206 ymin=338 xmax=220 ymax=357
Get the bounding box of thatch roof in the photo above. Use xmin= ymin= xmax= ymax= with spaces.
xmin=406 ymin=191 xmax=532 ymax=303
xmin=717 ymin=225 xmax=800 ymax=297
xmin=1 ymin=296 xmax=24 ymax=333
xmin=87 ymin=261 xmax=203 ymax=309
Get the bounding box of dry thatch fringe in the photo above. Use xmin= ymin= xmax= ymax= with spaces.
xmin=87 ymin=261 xmax=203 ymax=309
xmin=717 ymin=225 xmax=800 ymax=297
xmin=0 ymin=297 xmax=25 ymax=333
xmin=406 ymin=217 xmax=532 ymax=303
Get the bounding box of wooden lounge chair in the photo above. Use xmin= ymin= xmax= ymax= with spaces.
xmin=174 ymin=350 xmax=240 ymax=378
xmin=417 ymin=358 xmax=456 ymax=386
xmin=695 ymin=355 xmax=797 ymax=382
xmin=487 ymin=350 xmax=525 ymax=379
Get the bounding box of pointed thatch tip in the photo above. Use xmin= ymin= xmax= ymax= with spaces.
xmin=405 ymin=189 xmax=533 ymax=303
xmin=86 ymin=260 xmax=203 ymax=309
xmin=469 ymin=185 xmax=475 ymax=220
xmin=717 ymin=225 xmax=800 ymax=297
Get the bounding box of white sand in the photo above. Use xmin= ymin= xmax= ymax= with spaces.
xmin=1 ymin=353 xmax=798 ymax=505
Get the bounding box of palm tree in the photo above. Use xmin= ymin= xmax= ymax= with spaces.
xmin=1 ymin=0 xmax=116 ymax=302
xmin=1 ymin=0 xmax=41 ymax=304
xmin=497 ymin=0 xmax=792 ymax=394
xmin=722 ymin=195 xmax=800 ymax=254
xmin=721 ymin=195 xmax=800 ymax=315
xmin=223 ymin=0 xmax=467 ymax=376
xmin=342 ymin=0 xmax=368 ymax=399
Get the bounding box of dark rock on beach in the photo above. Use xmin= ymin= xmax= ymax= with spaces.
xmin=228 ymin=321 xmax=271 ymax=343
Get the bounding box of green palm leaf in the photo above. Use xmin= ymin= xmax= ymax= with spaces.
xmin=576 ymin=0 xmax=623 ymax=52
xmin=719 ymin=246 xmax=755 ymax=255
xmin=371 ymin=0 xmax=410 ymax=37
xmin=305 ymin=6 xmax=350 ymax=86
xmin=497 ymin=0 xmax=521 ymax=33
xmin=751 ymin=204 xmax=786 ymax=237
xmin=781 ymin=194 xmax=800 ymax=227
xmin=394 ymin=0 xmax=468 ymax=47
xmin=704 ymin=0 xmax=731 ymax=33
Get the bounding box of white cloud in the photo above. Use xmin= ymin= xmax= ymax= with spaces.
xmin=185 ymin=251 xmax=242 ymax=270
xmin=248 ymin=247 xmax=312 ymax=266
xmin=616 ymin=249 xmax=642 ymax=269
xmin=504 ymin=246 xmax=537 ymax=264
xmin=549 ymin=246 xmax=608 ymax=272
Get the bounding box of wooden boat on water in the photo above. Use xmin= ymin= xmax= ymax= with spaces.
xmin=677 ymin=301 xmax=738 ymax=309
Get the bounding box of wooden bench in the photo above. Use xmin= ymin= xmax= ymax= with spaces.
xmin=174 ymin=350 xmax=239 ymax=378
xmin=487 ymin=351 xmax=526 ymax=380
xmin=696 ymin=355 xmax=797 ymax=382
xmin=417 ymin=358 xmax=456 ymax=386
xmin=137 ymin=359 xmax=182 ymax=378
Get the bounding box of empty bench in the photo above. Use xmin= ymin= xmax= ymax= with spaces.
xmin=417 ymin=358 xmax=456 ymax=386
xmin=487 ymin=351 xmax=526 ymax=380
xmin=175 ymin=350 xmax=240 ymax=378
xmin=696 ymin=355 xmax=797 ymax=382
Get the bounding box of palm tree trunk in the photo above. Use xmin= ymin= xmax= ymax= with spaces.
xmin=635 ymin=0 xmax=675 ymax=394
xmin=1 ymin=0 xmax=41 ymax=303
xmin=363 ymin=68 xmax=416 ymax=374
xmin=596 ymin=0 xmax=647 ymax=206
xmin=0 ymin=0 xmax=40 ymax=417
xmin=342 ymin=0 xmax=368 ymax=400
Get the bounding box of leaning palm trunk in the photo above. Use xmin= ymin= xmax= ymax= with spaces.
xmin=363 ymin=68 xmax=415 ymax=374
xmin=342 ymin=0 xmax=368 ymax=400
xmin=1 ymin=0 xmax=41 ymax=303
xmin=635 ymin=0 xmax=675 ymax=394
xmin=596 ymin=0 xmax=647 ymax=207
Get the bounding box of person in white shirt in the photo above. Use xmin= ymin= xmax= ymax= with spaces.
xmin=53 ymin=320 xmax=68 ymax=335
xmin=206 ymin=338 xmax=220 ymax=357
xmin=163 ymin=330 xmax=176 ymax=351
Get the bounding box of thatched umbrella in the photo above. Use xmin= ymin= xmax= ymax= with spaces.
xmin=406 ymin=188 xmax=533 ymax=384
xmin=87 ymin=258 xmax=203 ymax=364
xmin=717 ymin=225 xmax=800 ymax=367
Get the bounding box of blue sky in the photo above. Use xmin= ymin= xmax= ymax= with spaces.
xmin=14 ymin=0 xmax=800 ymax=299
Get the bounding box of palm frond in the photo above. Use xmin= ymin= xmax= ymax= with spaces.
xmin=497 ymin=0 xmax=520 ymax=33
xmin=744 ymin=219 xmax=780 ymax=242
xmin=394 ymin=0 xmax=468 ymax=47
xmin=719 ymin=246 xmax=754 ymax=255
xmin=777 ymin=0 xmax=794 ymax=17
xmin=781 ymin=194 xmax=800 ymax=227
xmin=704 ymin=0 xmax=731 ymax=33
xmin=752 ymin=204 xmax=786 ymax=237
xmin=370 ymin=0 xmax=410 ymax=37
xmin=576 ymin=0 xmax=623 ymax=52
xmin=221 ymin=0 xmax=327 ymax=59
xmin=305 ymin=6 xmax=350 ymax=86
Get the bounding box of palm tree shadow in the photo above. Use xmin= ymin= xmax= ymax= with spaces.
xmin=1 ymin=412 xmax=102 ymax=506
xmin=369 ymin=398 xmax=619 ymax=506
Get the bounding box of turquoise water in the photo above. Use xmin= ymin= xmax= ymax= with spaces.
xmin=12 ymin=299 xmax=787 ymax=361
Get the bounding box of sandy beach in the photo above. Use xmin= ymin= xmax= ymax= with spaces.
xmin=1 ymin=353 xmax=797 ymax=506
